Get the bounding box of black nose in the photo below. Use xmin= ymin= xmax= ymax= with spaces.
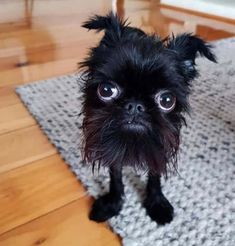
xmin=125 ymin=102 xmax=145 ymax=115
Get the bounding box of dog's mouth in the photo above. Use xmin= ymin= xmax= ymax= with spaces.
xmin=121 ymin=118 xmax=150 ymax=132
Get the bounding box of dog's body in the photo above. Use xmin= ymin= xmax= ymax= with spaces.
xmin=80 ymin=13 xmax=216 ymax=224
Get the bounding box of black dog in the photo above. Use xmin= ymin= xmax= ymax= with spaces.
xmin=80 ymin=13 xmax=216 ymax=224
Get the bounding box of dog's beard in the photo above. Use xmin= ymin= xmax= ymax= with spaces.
xmin=82 ymin=108 xmax=181 ymax=175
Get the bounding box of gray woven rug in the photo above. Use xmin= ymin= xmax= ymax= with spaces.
xmin=16 ymin=38 xmax=235 ymax=246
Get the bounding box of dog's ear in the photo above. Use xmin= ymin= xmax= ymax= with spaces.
xmin=167 ymin=33 xmax=217 ymax=80
xmin=82 ymin=12 xmax=127 ymax=41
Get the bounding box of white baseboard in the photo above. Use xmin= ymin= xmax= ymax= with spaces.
xmin=161 ymin=0 xmax=235 ymax=20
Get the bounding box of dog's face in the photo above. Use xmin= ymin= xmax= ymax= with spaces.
xmin=80 ymin=13 xmax=216 ymax=174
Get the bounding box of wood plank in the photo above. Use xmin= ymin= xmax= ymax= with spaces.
xmin=0 ymin=103 xmax=36 ymax=134
xmin=0 ymin=155 xmax=86 ymax=235
xmin=0 ymin=86 xmax=21 ymax=108
xmin=0 ymin=24 xmax=97 ymax=48
xmin=0 ymin=1 xmax=108 ymax=29
xmin=0 ymin=34 xmax=98 ymax=71
xmin=0 ymin=58 xmax=78 ymax=87
xmin=0 ymin=196 xmax=120 ymax=246
xmin=0 ymin=125 xmax=57 ymax=173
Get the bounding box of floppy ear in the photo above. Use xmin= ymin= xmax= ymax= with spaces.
xmin=167 ymin=33 xmax=217 ymax=80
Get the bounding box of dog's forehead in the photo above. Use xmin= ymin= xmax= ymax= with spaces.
xmin=101 ymin=46 xmax=179 ymax=89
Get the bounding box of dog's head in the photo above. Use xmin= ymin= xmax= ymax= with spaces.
xmin=80 ymin=13 xmax=216 ymax=174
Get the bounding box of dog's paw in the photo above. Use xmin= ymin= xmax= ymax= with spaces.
xmin=89 ymin=193 xmax=123 ymax=222
xmin=144 ymin=194 xmax=174 ymax=225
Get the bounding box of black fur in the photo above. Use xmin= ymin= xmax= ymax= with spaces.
xmin=80 ymin=13 xmax=216 ymax=224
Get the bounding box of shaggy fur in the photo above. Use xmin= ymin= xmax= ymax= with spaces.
xmin=80 ymin=13 xmax=216 ymax=224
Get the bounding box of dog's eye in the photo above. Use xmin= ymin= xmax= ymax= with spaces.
xmin=155 ymin=90 xmax=176 ymax=113
xmin=97 ymin=82 xmax=119 ymax=101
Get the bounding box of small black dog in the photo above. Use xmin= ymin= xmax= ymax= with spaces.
xmin=80 ymin=13 xmax=216 ymax=224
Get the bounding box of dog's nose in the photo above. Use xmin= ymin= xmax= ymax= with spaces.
xmin=125 ymin=102 xmax=145 ymax=115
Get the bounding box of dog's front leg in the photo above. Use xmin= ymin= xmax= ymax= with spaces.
xmin=144 ymin=173 xmax=174 ymax=224
xmin=89 ymin=165 xmax=124 ymax=222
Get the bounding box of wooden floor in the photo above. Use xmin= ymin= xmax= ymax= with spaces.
xmin=0 ymin=0 xmax=234 ymax=245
